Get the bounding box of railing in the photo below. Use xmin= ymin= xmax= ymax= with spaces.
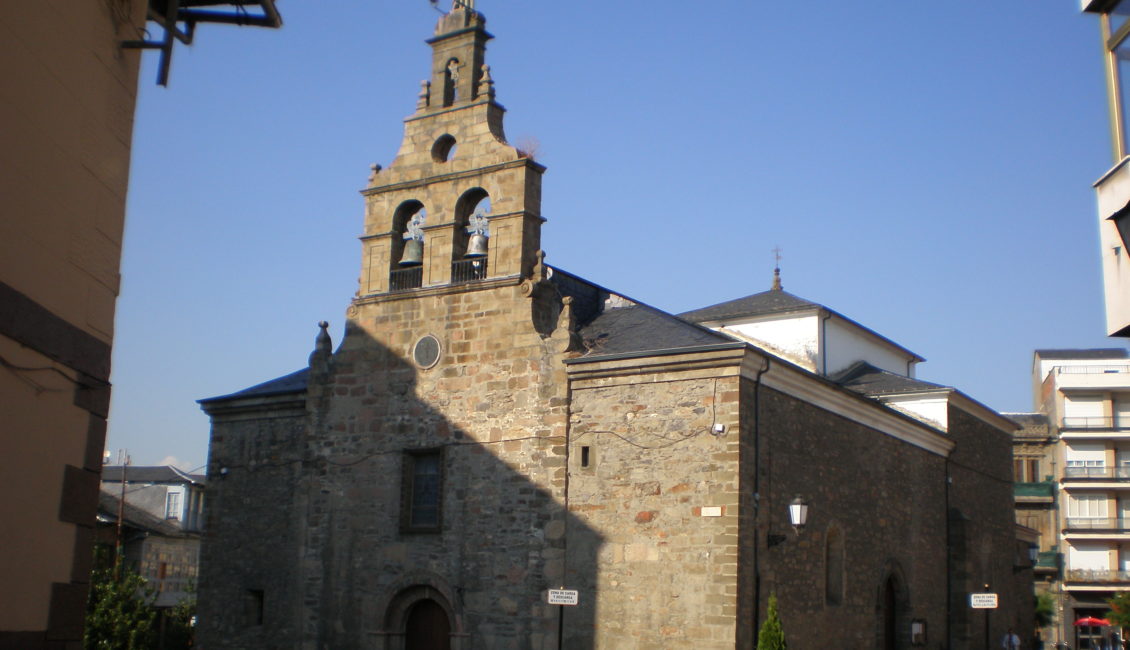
xmin=1065 ymin=569 xmax=1130 ymax=583
xmin=1014 ymin=481 xmax=1056 ymax=497
xmin=451 ymin=257 xmax=487 ymax=284
xmin=389 ymin=266 xmax=423 ymax=291
xmin=1064 ymin=517 xmax=1130 ymax=531
xmin=1055 ymin=365 xmax=1130 ymax=375
xmin=1063 ymin=466 xmax=1130 ymax=480
xmin=1036 ymin=551 xmax=1060 ymax=571
xmin=1062 ymin=416 xmax=1130 ymax=430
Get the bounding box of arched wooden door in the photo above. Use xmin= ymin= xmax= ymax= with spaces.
xmin=404 ymin=598 xmax=451 ymax=650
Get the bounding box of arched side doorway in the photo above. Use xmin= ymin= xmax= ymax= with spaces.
xmin=382 ymin=583 xmax=462 ymax=650
xmin=876 ymin=561 xmax=909 ymax=650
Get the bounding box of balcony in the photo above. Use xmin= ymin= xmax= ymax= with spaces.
xmin=1036 ymin=550 xmax=1061 ymax=574
xmin=1063 ymin=466 xmax=1130 ymax=481
xmin=1015 ymin=481 xmax=1056 ymax=499
xmin=1065 ymin=568 xmax=1130 ymax=583
xmin=1064 ymin=517 xmax=1130 ymax=532
xmin=1062 ymin=416 xmax=1130 ymax=430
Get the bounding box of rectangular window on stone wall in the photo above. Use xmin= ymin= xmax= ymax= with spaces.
xmin=401 ymin=449 xmax=443 ymax=532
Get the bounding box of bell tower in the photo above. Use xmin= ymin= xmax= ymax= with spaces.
xmin=357 ymin=2 xmax=545 ymax=296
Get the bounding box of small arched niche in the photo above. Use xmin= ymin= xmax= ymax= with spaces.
xmin=451 ymin=189 xmax=490 ymax=284
xmin=431 ymin=135 xmax=457 ymax=163
xmin=443 ymin=58 xmax=460 ymax=107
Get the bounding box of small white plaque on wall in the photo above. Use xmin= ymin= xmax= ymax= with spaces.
xmin=701 ymin=506 xmax=723 ymax=517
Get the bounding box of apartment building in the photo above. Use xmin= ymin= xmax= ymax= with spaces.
xmin=1019 ymin=349 xmax=1130 ymax=646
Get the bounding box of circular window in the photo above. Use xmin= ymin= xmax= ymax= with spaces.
xmin=431 ymin=135 xmax=457 ymax=163
xmin=413 ymin=334 xmax=442 ymax=369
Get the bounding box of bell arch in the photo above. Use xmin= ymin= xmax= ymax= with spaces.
xmin=451 ymin=189 xmax=490 ymax=283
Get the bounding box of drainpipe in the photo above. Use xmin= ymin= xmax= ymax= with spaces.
xmin=752 ymin=356 xmax=770 ymax=644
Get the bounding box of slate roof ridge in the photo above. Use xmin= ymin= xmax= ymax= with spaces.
xmin=677 ymin=289 xmax=819 ymax=323
xmin=199 ymin=367 xmax=310 ymax=404
xmin=832 ymin=360 xmax=949 ymax=396
xmin=101 ymin=465 xmax=206 ymax=485
xmin=98 ymin=489 xmax=187 ymax=537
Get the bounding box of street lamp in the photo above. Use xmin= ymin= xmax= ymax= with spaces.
xmin=788 ymin=496 xmax=808 ymax=534
xmin=768 ymin=495 xmax=808 ymax=547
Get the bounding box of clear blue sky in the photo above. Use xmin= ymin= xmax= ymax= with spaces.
xmin=107 ymin=1 xmax=1121 ymax=470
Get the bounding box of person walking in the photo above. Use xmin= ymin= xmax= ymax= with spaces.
xmin=1003 ymin=628 xmax=1022 ymax=650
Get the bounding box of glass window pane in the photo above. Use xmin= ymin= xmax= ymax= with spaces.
xmin=1116 ymin=41 xmax=1130 ymax=158
xmin=410 ymin=453 xmax=441 ymax=528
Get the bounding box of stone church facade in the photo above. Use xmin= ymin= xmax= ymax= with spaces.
xmin=196 ymin=6 xmax=1029 ymax=649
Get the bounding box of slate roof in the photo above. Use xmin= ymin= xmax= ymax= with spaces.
xmin=198 ymin=367 xmax=309 ymax=404
xmin=97 ymin=489 xmax=186 ymax=537
xmin=678 ymin=290 xmax=819 ymax=323
xmin=101 ymin=465 xmax=206 ymax=485
xmin=1004 ymin=412 xmax=1051 ymax=437
xmin=833 ymin=361 xmax=948 ymax=397
xmin=1034 ymin=348 xmax=1128 ymax=360
xmin=577 ymin=303 xmax=736 ymax=357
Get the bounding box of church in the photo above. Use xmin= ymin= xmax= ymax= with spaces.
xmin=196 ymin=5 xmax=1030 ymax=649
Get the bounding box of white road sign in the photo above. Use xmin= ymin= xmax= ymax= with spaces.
xmin=547 ymin=589 xmax=579 ymax=606
xmin=970 ymin=593 xmax=998 ymax=609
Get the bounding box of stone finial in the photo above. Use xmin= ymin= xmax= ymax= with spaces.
xmin=479 ymin=64 xmax=495 ymax=100
xmin=555 ymin=296 xmax=583 ymax=353
xmin=309 ymin=321 xmax=332 ymax=370
xmin=417 ymin=80 xmax=431 ymax=110
xmin=533 ymin=249 xmax=548 ymax=283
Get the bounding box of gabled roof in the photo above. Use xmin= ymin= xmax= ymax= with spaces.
xmin=97 ymin=490 xmax=186 ymax=537
xmin=1034 ymin=348 xmax=1128 ymax=360
xmin=101 ymin=465 xmax=206 ymax=485
xmin=678 ymin=288 xmax=924 ymax=364
xmin=832 ymin=361 xmax=947 ymax=397
xmin=678 ymin=289 xmax=819 ymax=323
xmin=198 ymin=367 xmax=309 ymax=404
xmin=577 ymin=303 xmax=735 ymax=357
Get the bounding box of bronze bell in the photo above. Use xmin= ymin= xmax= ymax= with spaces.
xmin=465 ymin=233 xmax=489 ymax=258
xmin=399 ymin=239 xmax=423 ymax=266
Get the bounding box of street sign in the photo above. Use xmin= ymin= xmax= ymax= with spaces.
xmin=547 ymin=589 xmax=579 ymax=606
xmin=970 ymin=593 xmax=999 ymax=609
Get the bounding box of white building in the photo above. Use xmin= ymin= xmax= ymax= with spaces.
xmin=1082 ymin=1 xmax=1130 ymax=337
xmin=1028 ymin=349 xmax=1130 ymax=644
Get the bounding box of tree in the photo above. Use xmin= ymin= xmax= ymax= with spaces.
xmin=757 ymin=593 xmax=787 ymax=650
xmin=1036 ymin=592 xmax=1057 ymax=629
xmin=1107 ymin=592 xmax=1130 ymax=629
xmin=84 ymin=546 xmax=157 ymax=650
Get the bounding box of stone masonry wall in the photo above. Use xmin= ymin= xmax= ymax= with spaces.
xmin=299 ymin=280 xmax=574 ymax=649
xmin=566 ymin=371 xmax=743 ymax=650
xmin=945 ymin=405 xmax=1025 ymax=650
xmin=754 ymin=383 xmax=949 ymax=650
xmin=197 ymin=401 xmax=307 ymax=649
